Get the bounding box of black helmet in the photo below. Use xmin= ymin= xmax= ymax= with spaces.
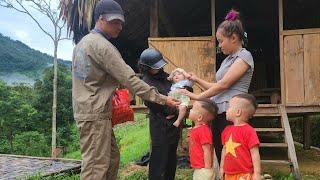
xmin=139 ymin=48 xmax=167 ymax=70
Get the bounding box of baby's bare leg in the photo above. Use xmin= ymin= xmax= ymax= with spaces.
xmin=173 ymin=105 xmax=187 ymax=127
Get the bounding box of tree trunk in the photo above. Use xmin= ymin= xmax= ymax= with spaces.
xmin=8 ymin=130 xmax=13 ymax=154
xmin=51 ymin=40 xmax=58 ymax=158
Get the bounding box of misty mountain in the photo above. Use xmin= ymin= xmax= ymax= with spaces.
xmin=0 ymin=33 xmax=71 ymax=85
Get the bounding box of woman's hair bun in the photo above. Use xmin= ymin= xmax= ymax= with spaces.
xmin=225 ymin=9 xmax=239 ymax=21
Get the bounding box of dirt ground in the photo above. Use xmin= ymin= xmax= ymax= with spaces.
xmin=262 ymin=145 xmax=320 ymax=179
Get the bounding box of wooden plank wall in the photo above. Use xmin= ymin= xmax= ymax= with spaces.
xmin=303 ymin=34 xmax=320 ymax=105
xmin=283 ymin=32 xmax=320 ymax=106
xmin=148 ymin=37 xmax=216 ymax=94
xmin=283 ymin=35 xmax=304 ymax=105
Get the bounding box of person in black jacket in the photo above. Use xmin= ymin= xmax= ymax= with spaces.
xmin=139 ymin=48 xmax=180 ymax=180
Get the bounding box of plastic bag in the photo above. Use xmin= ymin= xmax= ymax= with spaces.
xmin=112 ymin=89 xmax=134 ymax=127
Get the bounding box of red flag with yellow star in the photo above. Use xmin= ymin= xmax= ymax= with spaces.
xmin=221 ymin=124 xmax=259 ymax=174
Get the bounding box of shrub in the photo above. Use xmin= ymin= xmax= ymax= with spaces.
xmin=13 ymin=131 xmax=49 ymax=156
xmin=0 ymin=139 xmax=10 ymax=153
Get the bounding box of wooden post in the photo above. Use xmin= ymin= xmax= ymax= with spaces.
xmin=303 ymin=114 xmax=311 ymax=150
xmin=279 ymin=0 xmax=286 ymax=105
xmin=149 ymin=0 xmax=159 ymax=155
xmin=211 ymin=0 xmax=216 ymax=73
xmin=158 ymin=0 xmax=175 ymax=36
xmin=211 ymin=1 xmax=220 ymax=179
xmin=150 ymin=0 xmax=159 ymax=37
xmin=211 ymin=0 xmax=215 ymax=37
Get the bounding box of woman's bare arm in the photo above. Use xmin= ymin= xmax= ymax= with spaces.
xmin=197 ymin=59 xmax=250 ymax=99
xmin=188 ymin=72 xmax=214 ymax=90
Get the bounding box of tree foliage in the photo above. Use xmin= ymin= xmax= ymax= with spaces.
xmin=33 ymin=65 xmax=73 ymax=141
xmin=0 ymin=0 xmax=72 ymax=157
xmin=0 ymin=81 xmax=38 ymax=153
xmin=0 ymin=64 xmax=75 ymax=155
xmin=13 ymin=131 xmax=49 ymax=156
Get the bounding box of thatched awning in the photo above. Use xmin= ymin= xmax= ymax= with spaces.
xmin=59 ymin=0 xmax=319 ymax=71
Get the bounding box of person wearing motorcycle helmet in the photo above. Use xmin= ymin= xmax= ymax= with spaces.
xmin=139 ymin=48 xmax=180 ymax=180
xmin=139 ymin=48 xmax=167 ymax=71
xmin=72 ymin=1 xmax=180 ymax=179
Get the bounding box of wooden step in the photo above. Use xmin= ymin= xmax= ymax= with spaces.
xmin=261 ymin=160 xmax=291 ymax=165
xmin=255 ymin=128 xmax=284 ymax=132
xmin=260 ymin=143 xmax=288 ymax=148
xmin=254 ymin=113 xmax=281 ymax=117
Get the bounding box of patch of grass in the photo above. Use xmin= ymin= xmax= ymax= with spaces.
xmin=119 ymin=170 xmax=148 ymax=180
xmin=64 ymin=113 xmax=150 ymax=167
xmin=115 ymin=113 xmax=150 ymax=167
xmin=269 ymin=172 xmax=294 ymax=180
xmin=118 ymin=164 xmax=148 ymax=180
xmin=175 ymin=168 xmax=193 ymax=180
xmin=64 ymin=151 xmax=81 ymax=160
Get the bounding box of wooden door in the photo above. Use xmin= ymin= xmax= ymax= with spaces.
xmin=282 ymin=31 xmax=320 ymax=106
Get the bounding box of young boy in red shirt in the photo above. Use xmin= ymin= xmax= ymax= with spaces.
xmin=188 ymin=99 xmax=218 ymax=180
xmin=220 ymin=94 xmax=261 ymax=180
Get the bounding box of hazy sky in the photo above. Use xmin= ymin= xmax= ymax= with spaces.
xmin=0 ymin=2 xmax=74 ymax=61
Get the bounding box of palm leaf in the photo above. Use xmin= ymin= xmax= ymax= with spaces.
xmin=59 ymin=0 xmax=100 ymax=43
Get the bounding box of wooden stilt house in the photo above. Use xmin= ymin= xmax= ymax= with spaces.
xmin=60 ymin=0 xmax=320 ymax=179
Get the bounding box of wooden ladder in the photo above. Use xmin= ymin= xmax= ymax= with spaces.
xmin=254 ymin=104 xmax=301 ymax=179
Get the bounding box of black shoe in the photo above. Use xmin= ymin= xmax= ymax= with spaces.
xmin=135 ymin=152 xmax=150 ymax=166
xmin=177 ymin=155 xmax=190 ymax=168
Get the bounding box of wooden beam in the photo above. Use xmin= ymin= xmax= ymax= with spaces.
xmin=254 ymin=104 xmax=320 ymax=115
xmin=279 ymin=0 xmax=286 ymax=105
xmin=279 ymin=0 xmax=283 ymax=38
xmin=303 ymin=115 xmax=311 ymax=150
xmin=211 ymin=0 xmax=216 ymax=78
xmin=131 ymin=104 xmax=320 ymax=115
xmin=158 ymin=0 xmax=175 ymax=36
xmin=212 ymin=3 xmax=218 ymax=176
xmin=261 ymin=160 xmax=291 ymax=165
xmin=282 ymin=28 xmax=320 ymax=36
xmin=254 ymin=113 xmax=280 ymax=117
xmin=286 ymin=106 xmax=320 ymax=114
xmin=280 ymin=105 xmax=301 ymax=179
xmin=255 ymin=128 xmax=284 ymax=132
xmin=211 ymin=0 xmax=215 ymax=37
xmin=148 ymin=36 xmax=214 ymax=41
xmin=150 ymin=0 xmax=159 ymax=37
xmin=260 ymin=143 xmax=288 ymax=148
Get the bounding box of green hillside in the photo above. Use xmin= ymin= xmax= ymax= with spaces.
xmin=0 ymin=33 xmax=71 ymax=82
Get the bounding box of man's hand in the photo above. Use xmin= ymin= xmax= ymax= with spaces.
xmin=165 ymin=96 xmax=180 ymax=107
